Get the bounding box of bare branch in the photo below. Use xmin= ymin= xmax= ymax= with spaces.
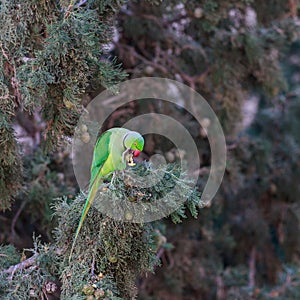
xmin=10 ymin=199 xmax=28 ymax=242
xmin=216 ymin=274 xmax=226 ymax=300
xmin=248 ymin=246 xmax=256 ymax=288
xmin=1 ymin=253 xmax=39 ymax=281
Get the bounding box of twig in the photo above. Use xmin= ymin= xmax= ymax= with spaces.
xmin=154 ymin=248 xmax=164 ymax=267
xmin=120 ymin=8 xmax=188 ymax=27
xmin=248 ymin=246 xmax=256 ymax=288
xmin=0 ymin=94 xmax=10 ymax=100
xmin=63 ymin=0 xmax=87 ymax=19
xmin=193 ymin=167 xmax=210 ymax=176
xmin=1 ymin=253 xmax=38 ymax=281
xmin=138 ymin=14 xmax=163 ymax=28
xmin=10 ymin=199 xmax=28 ymax=242
xmin=107 ymin=108 xmax=134 ymax=128
xmin=165 ymin=250 xmax=174 ymax=269
xmin=64 ymin=0 xmax=76 ymax=19
xmin=115 ymin=43 xmax=169 ymax=75
xmin=76 ymin=0 xmax=87 ymax=7
xmin=226 ymin=143 xmax=237 ymax=150
xmin=268 ymin=273 xmax=292 ymax=297
xmin=101 ymin=92 xmax=127 ymax=106
xmin=0 ymin=43 xmax=22 ymax=105
xmin=0 ymin=43 xmax=9 ymax=61
xmin=91 ymin=253 xmax=95 ymax=277
xmin=288 ymin=0 xmax=298 ymax=18
xmin=11 ymin=64 xmax=22 ymax=105
xmin=216 ymin=274 xmax=226 ymax=300
xmin=0 ymin=215 xmax=10 ymax=222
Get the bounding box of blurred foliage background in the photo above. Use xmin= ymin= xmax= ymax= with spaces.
xmin=0 ymin=0 xmax=300 ymax=299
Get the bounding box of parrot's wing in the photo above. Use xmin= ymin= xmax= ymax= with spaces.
xmin=89 ymin=130 xmax=112 ymax=189
xmin=69 ymin=131 xmax=112 ymax=262
xmin=69 ymin=128 xmax=137 ymax=262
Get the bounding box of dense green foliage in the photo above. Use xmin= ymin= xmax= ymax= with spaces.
xmin=0 ymin=0 xmax=300 ymax=299
xmin=0 ymin=0 xmax=127 ymax=211
xmin=114 ymin=1 xmax=300 ymax=299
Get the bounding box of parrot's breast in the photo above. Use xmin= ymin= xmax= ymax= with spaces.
xmin=99 ymin=129 xmax=128 ymax=177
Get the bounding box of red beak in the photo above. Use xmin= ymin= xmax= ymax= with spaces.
xmin=133 ymin=150 xmax=141 ymax=157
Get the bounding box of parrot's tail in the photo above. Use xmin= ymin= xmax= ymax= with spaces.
xmin=68 ymin=174 xmax=102 ymax=262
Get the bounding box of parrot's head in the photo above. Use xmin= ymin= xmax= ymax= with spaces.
xmin=124 ymin=131 xmax=144 ymax=155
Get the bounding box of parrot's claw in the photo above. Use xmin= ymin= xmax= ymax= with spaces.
xmin=109 ymin=171 xmax=122 ymax=190
xmin=109 ymin=173 xmax=117 ymax=190
xmin=127 ymin=155 xmax=136 ymax=167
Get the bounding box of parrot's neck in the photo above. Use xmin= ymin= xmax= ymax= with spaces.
xmin=122 ymin=132 xmax=129 ymax=149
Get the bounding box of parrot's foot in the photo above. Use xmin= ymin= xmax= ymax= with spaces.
xmin=109 ymin=170 xmax=125 ymax=190
xmin=109 ymin=172 xmax=118 ymax=190
xmin=111 ymin=172 xmax=116 ymax=185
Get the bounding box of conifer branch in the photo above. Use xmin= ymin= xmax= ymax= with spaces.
xmin=64 ymin=0 xmax=76 ymax=19
xmin=1 ymin=254 xmax=38 ymax=281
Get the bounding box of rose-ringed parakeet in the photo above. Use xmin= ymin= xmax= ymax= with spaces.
xmin=69 ymin=127 xmax=144 ymax=261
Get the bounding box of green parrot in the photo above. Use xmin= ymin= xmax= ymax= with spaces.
xmin=69 ymin=127 xmax=144 ymax=261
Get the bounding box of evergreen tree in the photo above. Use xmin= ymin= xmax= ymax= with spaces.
xmin=0 ymin=0 xmax=300 ymax=300
xmin=114 ymin=1 xmax=300 ymax=299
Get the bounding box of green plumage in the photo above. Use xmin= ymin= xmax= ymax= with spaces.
xmin=69 ymin=127 xmax=144 ymax=261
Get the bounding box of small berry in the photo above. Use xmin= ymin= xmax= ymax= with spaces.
xmin=82 ymin=284 xmax=95 ymax=295
xmin=94 ymin=288 xmax=105 ymax=299
xmin=108 ymin=256 xmax=118 ymax=263
xmin=106 ymin=289 xmax=114 ymax=297
xmin=145 ymin=65 xmax=154 ymax=75
xmin=81 ymin=132 xmax=91 ymax=144
xmin=194 ymin=7 xmax=203 ymax=18
xmin=125 ymin=210 xmax=134 ymax=220
xmin=81 ymin=124 xmax=88 ymax=132
xmin=270 ymin=183 xmax=277 ymax=195
xmin=64 ymin=99 xmax=75 ymax=109
xmin=201 ymin=118 xmax=211 ymax=128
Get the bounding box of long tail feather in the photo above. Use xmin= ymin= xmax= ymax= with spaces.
xmin=69 ymin=173 xmax=102 ymax=262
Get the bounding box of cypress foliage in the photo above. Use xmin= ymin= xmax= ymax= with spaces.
xmin=0 ymin=0 xmax=127 ymax=210
xmin=115 ymin=1 xmax=300 ymax=299
xmin=0 ymin=1 xmax=300 ymax=299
